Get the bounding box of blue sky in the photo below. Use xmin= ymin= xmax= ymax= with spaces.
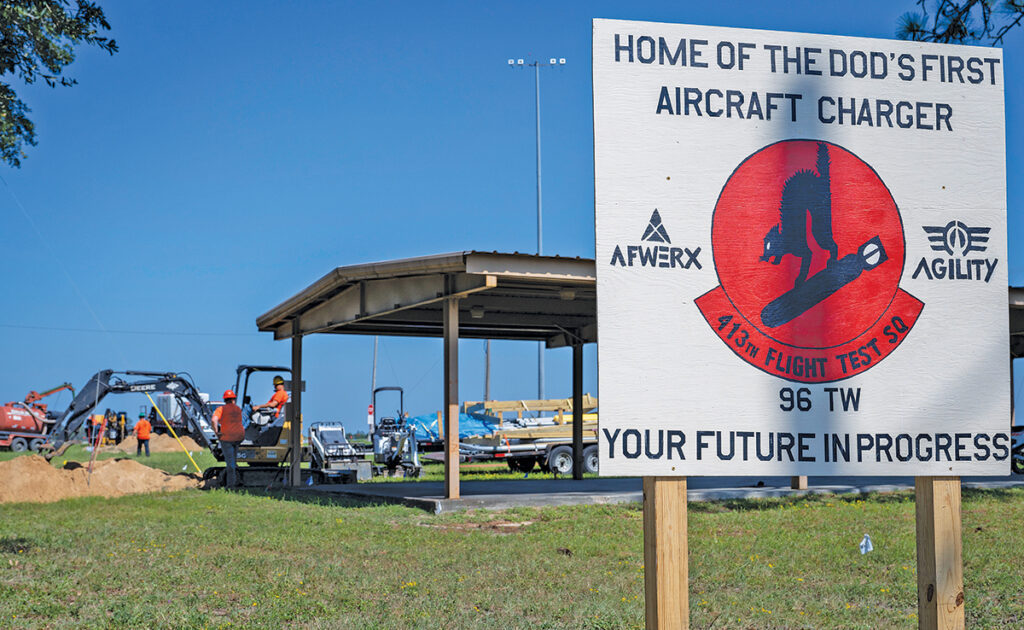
xmin=3 ymin=1 xmax=1021 ymax=432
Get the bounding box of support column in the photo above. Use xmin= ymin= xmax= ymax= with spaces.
xmin=644 ymin=476 xmax=689 ymax=629
xmin=791 ymin=476 xmax=808 ymax=490
xmin=443 ymin=296 xmax=460 ymax=499
xmin=289 ymin=319 xmax=303 ymax=487
xmin=572 ymin=340 xmax=584 ymax=480
xmin=915 ymin=476 xmax=964 ymax=629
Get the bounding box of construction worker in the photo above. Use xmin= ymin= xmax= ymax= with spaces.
xmin=134 ymin=412 xmax=152 ymax=457
xmin=212 ymin=390 xmax=244 ymax=487
xmin=252 ymin=375 xmax=289 ymax=418
xmin=88 ymin=414 xmax=103 ymax=443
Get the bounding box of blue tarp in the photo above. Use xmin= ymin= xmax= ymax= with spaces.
xmin=406 ymin=412 xmax=501 ymax=442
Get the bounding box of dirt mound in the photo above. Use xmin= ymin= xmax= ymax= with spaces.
xmin=0 ymin=455 xmax=200 ymax=504
xmin=110 ymin=433 xmax=204 ymax=454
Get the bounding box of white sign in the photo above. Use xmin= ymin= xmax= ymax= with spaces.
xmin=594 ymin=19 xmax=1009 ymax=476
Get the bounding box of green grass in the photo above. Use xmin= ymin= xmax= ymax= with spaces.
xmin=0 ymin=447 xmax=584 ymax=482
xmin=1 ymin=486 xmax=1022 ymax=629
xmin=367 ymin=459 xmax=599 ymax=483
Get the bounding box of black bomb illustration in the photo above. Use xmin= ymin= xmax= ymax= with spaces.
xmin=695 ymin=140 xmax=923 ymax=383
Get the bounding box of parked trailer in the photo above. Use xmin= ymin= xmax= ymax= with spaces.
xmin=460 ymin=417 xmax=600 ymax=475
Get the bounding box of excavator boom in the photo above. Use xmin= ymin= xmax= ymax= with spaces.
xmin=43 ymin=370 xmax=219 ymax=458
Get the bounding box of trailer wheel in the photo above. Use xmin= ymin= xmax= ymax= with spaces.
xmin=583 ymin=445 xmax=599 ymax=474
xmin=10 ymin=437 xmax=28 ymax=452
xmin=547 ymin=446 xmax=574 ymax=475
xmin=1013 ymin=451 xmax=1024 ymax=475
xmin=29 ymin=438 xmax=44 ymax=452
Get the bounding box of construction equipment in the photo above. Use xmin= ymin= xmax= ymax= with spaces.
xmin=371 ymin=386 xmax=421 ymax=477
xmin=0 ymin=382 xmax=75 ymax=451
xmin=198 ymin=364 xmax=326 ymax=486
xmin=309 ymin=422 xmax=371 ymax=482
xmin=42 ymin=367 xmax=338 ymax=487
xmin=100 ymin=409 xmax=128 ymax=445
xmin=149 ymin=390 xmax=210 ymax=437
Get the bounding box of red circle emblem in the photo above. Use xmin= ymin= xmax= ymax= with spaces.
xmin=695 ymin=140 xmax=923 ymax=383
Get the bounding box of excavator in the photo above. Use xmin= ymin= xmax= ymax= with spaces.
xmin=43 ymin=368 xmax=327 ymax=486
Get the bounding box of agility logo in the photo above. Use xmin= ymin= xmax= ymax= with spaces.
xmin=695 ymin=140 xmax=924 ymax=383
xmin=609 ymin=209 xmax=701 ymax=269
xmin=912 ymin=220 xmax=998 ymax=282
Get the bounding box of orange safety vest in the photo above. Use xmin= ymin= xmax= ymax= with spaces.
xmin=135 ymin=419 xmax=151 ymax=441
xmin=269 ymin=389 xmax=289 ymax=418
xmin=214 ymin=403 xmax=244 ymax=442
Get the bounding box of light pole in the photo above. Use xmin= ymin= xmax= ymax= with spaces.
xmin=508 ymin=56 xmax=565 ymax=404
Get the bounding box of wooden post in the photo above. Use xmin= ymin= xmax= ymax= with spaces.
xmin=572 ymin=340 xmax=584 ymax=480
xmin=791 ymin=475 xmax=808 ymax=490
xmin=288 ymin=320 xmax=303 ymax=487
xmin=443 ymin=296 xmax=460 ymax=500
xmin=915 ymin=476 xmax=964 ymax=630
xmin=644 ymin=476 xmax=688 ymax=629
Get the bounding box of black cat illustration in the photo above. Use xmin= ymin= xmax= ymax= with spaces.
xmin=759 ymin=142 xmax=839 ymax=288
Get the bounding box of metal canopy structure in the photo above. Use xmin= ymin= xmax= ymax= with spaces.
xmin=256 ymin=251 xmax=597 ymax=498
xmin=256 ymin=256 xmax=1021 ymax=496
xmin=257 ymin=251 xmax=596 ymax=348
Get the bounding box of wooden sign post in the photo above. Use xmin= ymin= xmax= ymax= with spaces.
xmin=643 ymin=477 xmax=688 ymax=630
xmin=915 ymin=477 xmax=964 ymax=629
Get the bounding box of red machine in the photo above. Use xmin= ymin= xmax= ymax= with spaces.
xmin=0 ymin=383 xmax=75 ymax=451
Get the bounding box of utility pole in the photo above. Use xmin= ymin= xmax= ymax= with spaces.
xmin=508 ymin=55 xmax=565 ymax=403
xmin=371 ymin=336 xmax=378 ymax=397
xmin=485 ymin=339 xmax=491 ymax=402
xmin=369 ymin=336 xmax=378 ymax=433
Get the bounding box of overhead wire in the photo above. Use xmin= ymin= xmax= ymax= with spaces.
xmin=0 ymin=173 xmax=115 ymax=342
xmin=0 ymin=323 xmax=260 ymax=337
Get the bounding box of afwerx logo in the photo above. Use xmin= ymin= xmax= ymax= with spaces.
xmin=609 ymin=209 xmax=701 ymax=269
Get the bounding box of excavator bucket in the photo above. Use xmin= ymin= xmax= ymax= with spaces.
xmin=39 ymin=441 xmax=72 ymax=461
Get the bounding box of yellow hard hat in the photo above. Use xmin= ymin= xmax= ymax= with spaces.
xmin=273 ymin=375 xmax=285 ymax=386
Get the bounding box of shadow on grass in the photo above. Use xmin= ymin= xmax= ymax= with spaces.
xmin=688 ymin=486 xmax=1024 ymax=514
xmin=0 ymin=536 xmax=36 ymax=553
xmin=226 ymin=487 xmax=404 ymax=510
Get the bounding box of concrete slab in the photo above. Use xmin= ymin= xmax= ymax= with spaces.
xmin=298 ymin=474 xmax=1024 ymax=514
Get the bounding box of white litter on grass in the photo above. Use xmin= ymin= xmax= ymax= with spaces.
xmin=860 ymin=534 xmax=874 ymax=554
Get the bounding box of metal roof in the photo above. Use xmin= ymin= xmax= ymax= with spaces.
xmin=256 ymin=253 xmax=1023 ymax=356
xmin=256 ymin=251 xmax=596 ymax=347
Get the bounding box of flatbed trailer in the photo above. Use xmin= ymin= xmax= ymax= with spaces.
xmin=461 ymin=418 xmax=599 ymax=475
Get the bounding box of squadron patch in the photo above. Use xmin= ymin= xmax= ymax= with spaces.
xmin=694 ymin=140 xmax=924 ymax=383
